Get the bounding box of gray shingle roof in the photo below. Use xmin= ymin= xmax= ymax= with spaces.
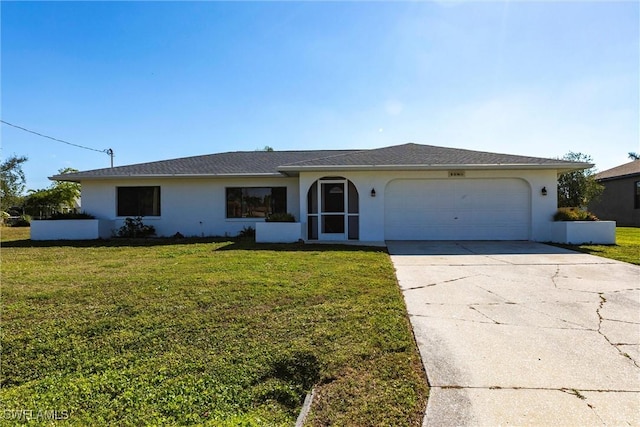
xmin=280 ymin=143 xmax=575 ymax=168
xmin=52 ymin=143 xmax=589 ymax=182
xmin=53 ymin=149 xmax=358 ymax=180
xmin=595 ymin=160 xmax=640 ymax=181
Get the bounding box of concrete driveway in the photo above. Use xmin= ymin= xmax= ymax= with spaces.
xmin=387 ymin=241 xmax=640 ymax=426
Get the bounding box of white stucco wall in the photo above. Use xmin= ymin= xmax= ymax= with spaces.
xmin=297 ymin=169 xmax=559 ymax=243
xmin=80 ymin=177 xmax=300 ymax=238
xmin=550 ymin=221 xmax=616 ymax=244
xmin=255 ymin=222 xmax=303 ymax=243
xmin=78 ymin=168 xmax=560 ymax=242
xmin=31 ymin=219 xmax=114 ymax=240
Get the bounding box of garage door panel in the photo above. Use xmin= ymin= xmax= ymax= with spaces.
xmin=384 ymin=179 xmax=530 ymax=240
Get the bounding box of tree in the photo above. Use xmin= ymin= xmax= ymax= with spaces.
xmin=23 ymin=168 xmax=80 ymax=218
xmin=50 ymin=167 xmax=81 ymax=209
xmin=0 ymin=154 xmax=28 ymax=212
xmin=629 ymin=152 xmax=639 ymax=160
xmin=557 ymin=152 xmax=604 ymax=208
xmin=23 ymin=188 xmax=59 ymax=219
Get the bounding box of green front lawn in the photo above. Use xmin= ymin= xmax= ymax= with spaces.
xmin=556 ymin=226 xmax=640 ymax=265
xmin=1 ymin=227 xmax=427 ymax=426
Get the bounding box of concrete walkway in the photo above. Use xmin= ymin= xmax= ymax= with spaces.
xmin=387 ymin=241 xmax=640 ymax=426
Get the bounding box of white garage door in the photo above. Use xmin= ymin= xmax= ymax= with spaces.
xmin=384 ymin=179 xmax=531 ymax=240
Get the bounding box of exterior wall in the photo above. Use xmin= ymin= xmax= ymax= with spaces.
xmin=589 ymin=176 xmax=640 ymax=227
xmin=256 ymin=222 xmax=303 ymax=243
xmin=80 ymin=177 xmax=300 ymax=238
xmin=31 ymin=219 xmax=114 ymax=240
xmin=298 ymin=169 xmax=559 ymax=243
xmin=78 ymin=169 xmax=560 ymax=241
xmin=550 ymin=221 xmax=616 ymax=245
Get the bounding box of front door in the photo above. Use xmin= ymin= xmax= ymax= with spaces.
xmin=319 ymin=181 xmax=346 ymax=240
xmin=307 ymin=178 xmax=359 ymax=241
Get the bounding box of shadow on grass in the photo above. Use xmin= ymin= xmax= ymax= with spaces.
xmin=1 ymin=237 xmax=386 ymax=253
xmin=215 ymin=240 xmax=386 ymax=253
xmin=0 ymin=237 xmax=228 ymax=248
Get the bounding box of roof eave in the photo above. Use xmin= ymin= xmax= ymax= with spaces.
xmin=49 ymin=172 xmax=288 ymax=182
xmin=596 ymin=171 xmax=640 ymax=182
xmin=278 ymin=163 xmax=593 ymax=173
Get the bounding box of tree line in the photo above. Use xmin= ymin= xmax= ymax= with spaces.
xmin=1 ymin=155 xmax=80 ymax=220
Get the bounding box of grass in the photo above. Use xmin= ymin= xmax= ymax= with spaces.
xmin=1 ymin=227 xmax=428 ymax=426
xmin=554 ymin=226 xmax=640 ymax=265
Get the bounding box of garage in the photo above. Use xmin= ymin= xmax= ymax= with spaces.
xmin=384 ymin=178 xmax=531 ymax=240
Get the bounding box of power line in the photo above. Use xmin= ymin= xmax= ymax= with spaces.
xmin=1 ymin=119 xmax=115 ymax=167
xmin=1 ymin=119 xmax=107 ymax=153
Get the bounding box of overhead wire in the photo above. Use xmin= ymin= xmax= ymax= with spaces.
xmin=1 ymin=119 xmax=115 ymax=167
xmin=0 ymin=119 xmax=110 ymax=154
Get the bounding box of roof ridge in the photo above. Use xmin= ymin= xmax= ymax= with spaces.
xmin=280 ymin=143 xmax=423 ymax=166
xmin=226 ymin=148 xmax=357 ymax=154
xmin=280 ymin=148 xmax=372 ymax=166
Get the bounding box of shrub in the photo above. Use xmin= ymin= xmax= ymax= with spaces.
xmin=553 ymin=207 xmax=599 ymax=222
xmin=117 ymin=217 xmax=156 ymax=238
xmin=237 ymin=225 xmax=255 ymax=240
xmin=1 ymin=211 xmax=9 ymax=225
xmin=265 ymin=212 xmax=296 ymax=222
xmin=12 ymin=215 xmax=31 ymax=227
xmin=48 ymin=211 xmax=96 ymax=220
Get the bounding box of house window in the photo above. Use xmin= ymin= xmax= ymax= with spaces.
xmin=117 ymin=186 xmax=161 ymax=216
xmin=635 ymin=181 xmax=640 ymax=209
xmin=226 ymin=187 xmax=286 ymax=218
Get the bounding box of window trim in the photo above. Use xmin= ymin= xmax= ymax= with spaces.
xmin=634 ymin=181 xmax=640 ymax=209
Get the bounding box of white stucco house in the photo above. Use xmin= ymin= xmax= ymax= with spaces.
xmin=44 ymin=143 xmax=591 ymax=244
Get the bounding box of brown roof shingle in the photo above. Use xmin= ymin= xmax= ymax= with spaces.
xmin=595 ymin=161 xmax=640 ymax=181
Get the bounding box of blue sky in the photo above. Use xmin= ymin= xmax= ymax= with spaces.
xmin=2 ymin=1 xmax=638 ymax=191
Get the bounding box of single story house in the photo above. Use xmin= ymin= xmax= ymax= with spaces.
xmin=48 ymin=143 xmax=590 ymax=244
xmin=589 ymin=160 xmax=640 ymax=227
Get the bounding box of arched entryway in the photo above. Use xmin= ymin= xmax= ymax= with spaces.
xmin=307 ymin=177 xmax=359 ymax=240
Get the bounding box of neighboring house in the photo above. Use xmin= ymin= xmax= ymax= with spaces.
xmin=51 ymin=143 xmax=589 ymax=243
xmin=589 ymin=160 xmax=640 ymax=227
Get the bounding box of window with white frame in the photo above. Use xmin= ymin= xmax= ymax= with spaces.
xmin=226 ymin=187 xmax=287 ymax=218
